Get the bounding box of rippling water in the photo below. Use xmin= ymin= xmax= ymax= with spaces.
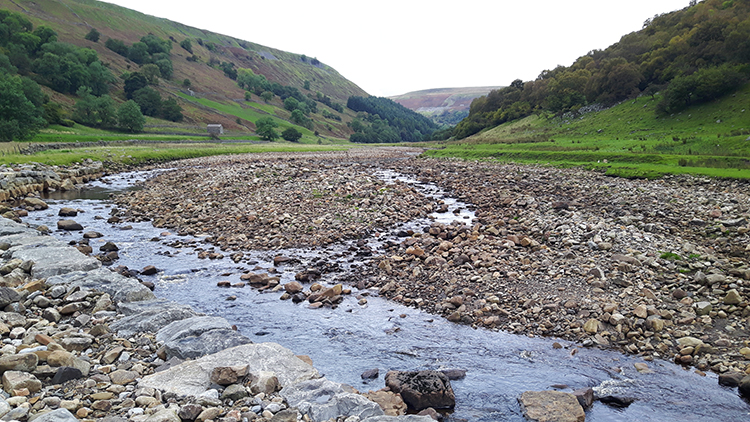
xmin=21 ymin=169 xmax=750 ymax=422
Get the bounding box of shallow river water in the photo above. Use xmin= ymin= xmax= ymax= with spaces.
xmin=22 ymin=169 xmax=750 ymax=422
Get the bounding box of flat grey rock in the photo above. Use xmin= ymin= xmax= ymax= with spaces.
xmin=6 ymin=235 xmax=100 ymax=279
xmin=111 ymin=300 xmax=198 ymax=337
xmin=281 ymin=378 xmax=383 ymax=422
xmin=139 ymin=342 xmax=319 ymax=397
xmin=164 ymin=328 xmax=252 ymax=360
xmin=27 ymin=408 xmax=78 ymax=422
xmin=47 ymin=268 xmax=155 ymax=303
xmin=155 ymin=316 xmax=232 ymax=343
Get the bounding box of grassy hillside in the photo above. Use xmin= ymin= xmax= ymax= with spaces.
xmin=0 ymin=0 xmax=367 ymax=139
xmin=424 ymin=82 xmax=750 ymax=179
xmin=390 ymin=87 xmax=502 ymax=126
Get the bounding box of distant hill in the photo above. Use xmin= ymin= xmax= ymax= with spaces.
xmin=0 ymin=0 xmax=368 ymax=138
xmin=390 ymin=87 xmax=502 ymax=126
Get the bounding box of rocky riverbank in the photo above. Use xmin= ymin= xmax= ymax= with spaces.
xmin=110 ymin=148 xmax=750 ymax=387
xmin=0 ymin=161 xmax=104 ymax=203
xmin=0 ymin=215 xmax=441 ymax=421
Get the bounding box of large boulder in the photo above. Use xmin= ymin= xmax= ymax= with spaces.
xmin=163 ymin=329 xmax=252 ymax=360
xmin=138 ymin=343 xmax=319 ymax=397
xmin=518 ymin=390 xmax=585 ymax=422
xmin=110 ymin=300 xmax=198 ymax=337
xmin=8 ymin=242 xmax=100 ymax=280
xmin=361 ymin=417 xmax=435 ymax=422
xmin=384 ymin=370 xmax=455 ymax=411
xmin=281 ymin=378 xmax=383 ymax=422
xmin=46 ymin=268 xmax=155 ymax=303
xmin=155 ymin=316 xmax=233 ymax=344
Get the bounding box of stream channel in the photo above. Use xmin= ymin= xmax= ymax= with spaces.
xmin=21 ymin=168 xmax=750 ymax=422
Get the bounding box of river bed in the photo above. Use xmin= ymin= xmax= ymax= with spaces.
xmin=22 ymin=169 xmax=750 ymax=422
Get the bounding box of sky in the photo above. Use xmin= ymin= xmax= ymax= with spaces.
xmin=104 ymin=0 xmax=692 ymax=97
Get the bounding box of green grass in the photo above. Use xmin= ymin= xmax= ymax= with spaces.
xmin=175 ymin=93 xmax=315 ymax=137
xmin=0 ymin=143 xmax=347 ymax=167
xmin=425 ymin=83 xmax=750 ymax=179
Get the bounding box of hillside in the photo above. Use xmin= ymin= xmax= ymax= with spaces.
xmin=0 ymin=0 xmax=368 ymax=138
xmin=389 ymin=86 xmax=501 ymax=126
xmin=452 ymin=0 xmax=750 ymax=140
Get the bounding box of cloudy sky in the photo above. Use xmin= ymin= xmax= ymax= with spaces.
xmin=105 ymin=0 xmax=691 ymax=97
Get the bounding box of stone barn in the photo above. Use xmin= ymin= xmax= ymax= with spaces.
xmin=207 ymin=124 xmax=223 ymax=136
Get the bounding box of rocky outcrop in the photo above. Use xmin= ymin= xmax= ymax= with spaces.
xmin=0 ymin=161 xmax=104 ymax=202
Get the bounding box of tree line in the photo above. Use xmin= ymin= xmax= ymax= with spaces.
xmin=346 ymin=96 xmax=438 ymax=143
xmin=453 ymin=0 xmax=750 ymax=139
xmin=0 ymin=9 xmax=186 ymax=141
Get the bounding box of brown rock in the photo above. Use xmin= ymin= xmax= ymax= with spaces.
xmin=0 ymin=354 xmax=37 ymax=374
xmin=284 ymin=281 xmax=304 ymax=294
xmin=2 ymin=371 xmax=42 ymax=394
xmin=364 ymin=390 xmax=407 ymax=416
xmin=518 ymin=390 xmax=585 ymax=422
xmin=210 ymin=365 xmax=249 ymax=386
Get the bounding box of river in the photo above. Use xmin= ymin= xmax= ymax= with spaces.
xmin=22 ymin=168 xmax=750 ymax=422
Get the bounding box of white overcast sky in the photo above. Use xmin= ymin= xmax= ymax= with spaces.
xmin=104 ymin=0 xmax=691 ymax=97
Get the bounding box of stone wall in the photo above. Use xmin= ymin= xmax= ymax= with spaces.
xmin=0 ymin=161 xmax=104 ymax=202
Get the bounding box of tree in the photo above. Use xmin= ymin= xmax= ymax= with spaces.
xmin=128 ymin=42 xmax=150 ymax=65
xmin=72 ymin=87 xmax=115 ymax=128
xmin=160 ymin=98 xmax=183 ymax=122
xmin=117 ymin=100 xmax=144 ymax=132
xmin=0 ymin=73 xmax=45 ymax=141
xmin=154 ymin=59 xmax=173 ymax=80
xmin=124 ymin=72 xmax=148 ymax=99
xmin=282 ymin=127 xmax=302 ymax=142
xmin=255 ymin=117 xmax=279 ymax=141
xmin=131 ymin=86 xmax=161 ymax=117
xmin=284 ymin=97 xmax=299 ymax=111
xmin=179 ymin=38 xmax=192 ymax=53
xmin=84 ymin=28 xmax=100 ymax=43
xmin=105 ymin=38 xmax=129 ymax=57
xmin=260 ymin=91 xmax=274 ymax=102
xmin=141 ymin=64 xmax=161 ymax=84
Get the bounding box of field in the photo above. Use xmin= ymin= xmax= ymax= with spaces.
xmin=423 ymin=83 xmax=750 ymax=179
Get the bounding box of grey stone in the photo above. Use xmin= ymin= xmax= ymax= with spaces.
xmin=155 ymin=316 xmax=232 ymax=343
xmin=221 ymin=384 xmax=248 ymax=401
xmin=0 ymin=397 xmax=8 ymax=419
xmin=163 ymin=328 xmax=252 ymax=360
xmin=0 ymin=288 xmax=22 ymax=310
xmin=8 ymin=240 xmax=100 ymax=279
xmin=28 ymin=408 xmax=78 ymax=422
xmin=143 ymin=408 xmax=180 ymax=422
xmin=46 ymin=268 xmax=154 ymax=303
xmin=110 ymin=300 xmax=198 ymax=337
xmin=695 ymin=301 xmax=712 ymax=316
xmin=139 ymin=342 xmax=319 ymax=397
xmin=281 ymin=378 xmax=383 ymax=422
xmin=361 ymin=417 xmax=435 ymax=422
